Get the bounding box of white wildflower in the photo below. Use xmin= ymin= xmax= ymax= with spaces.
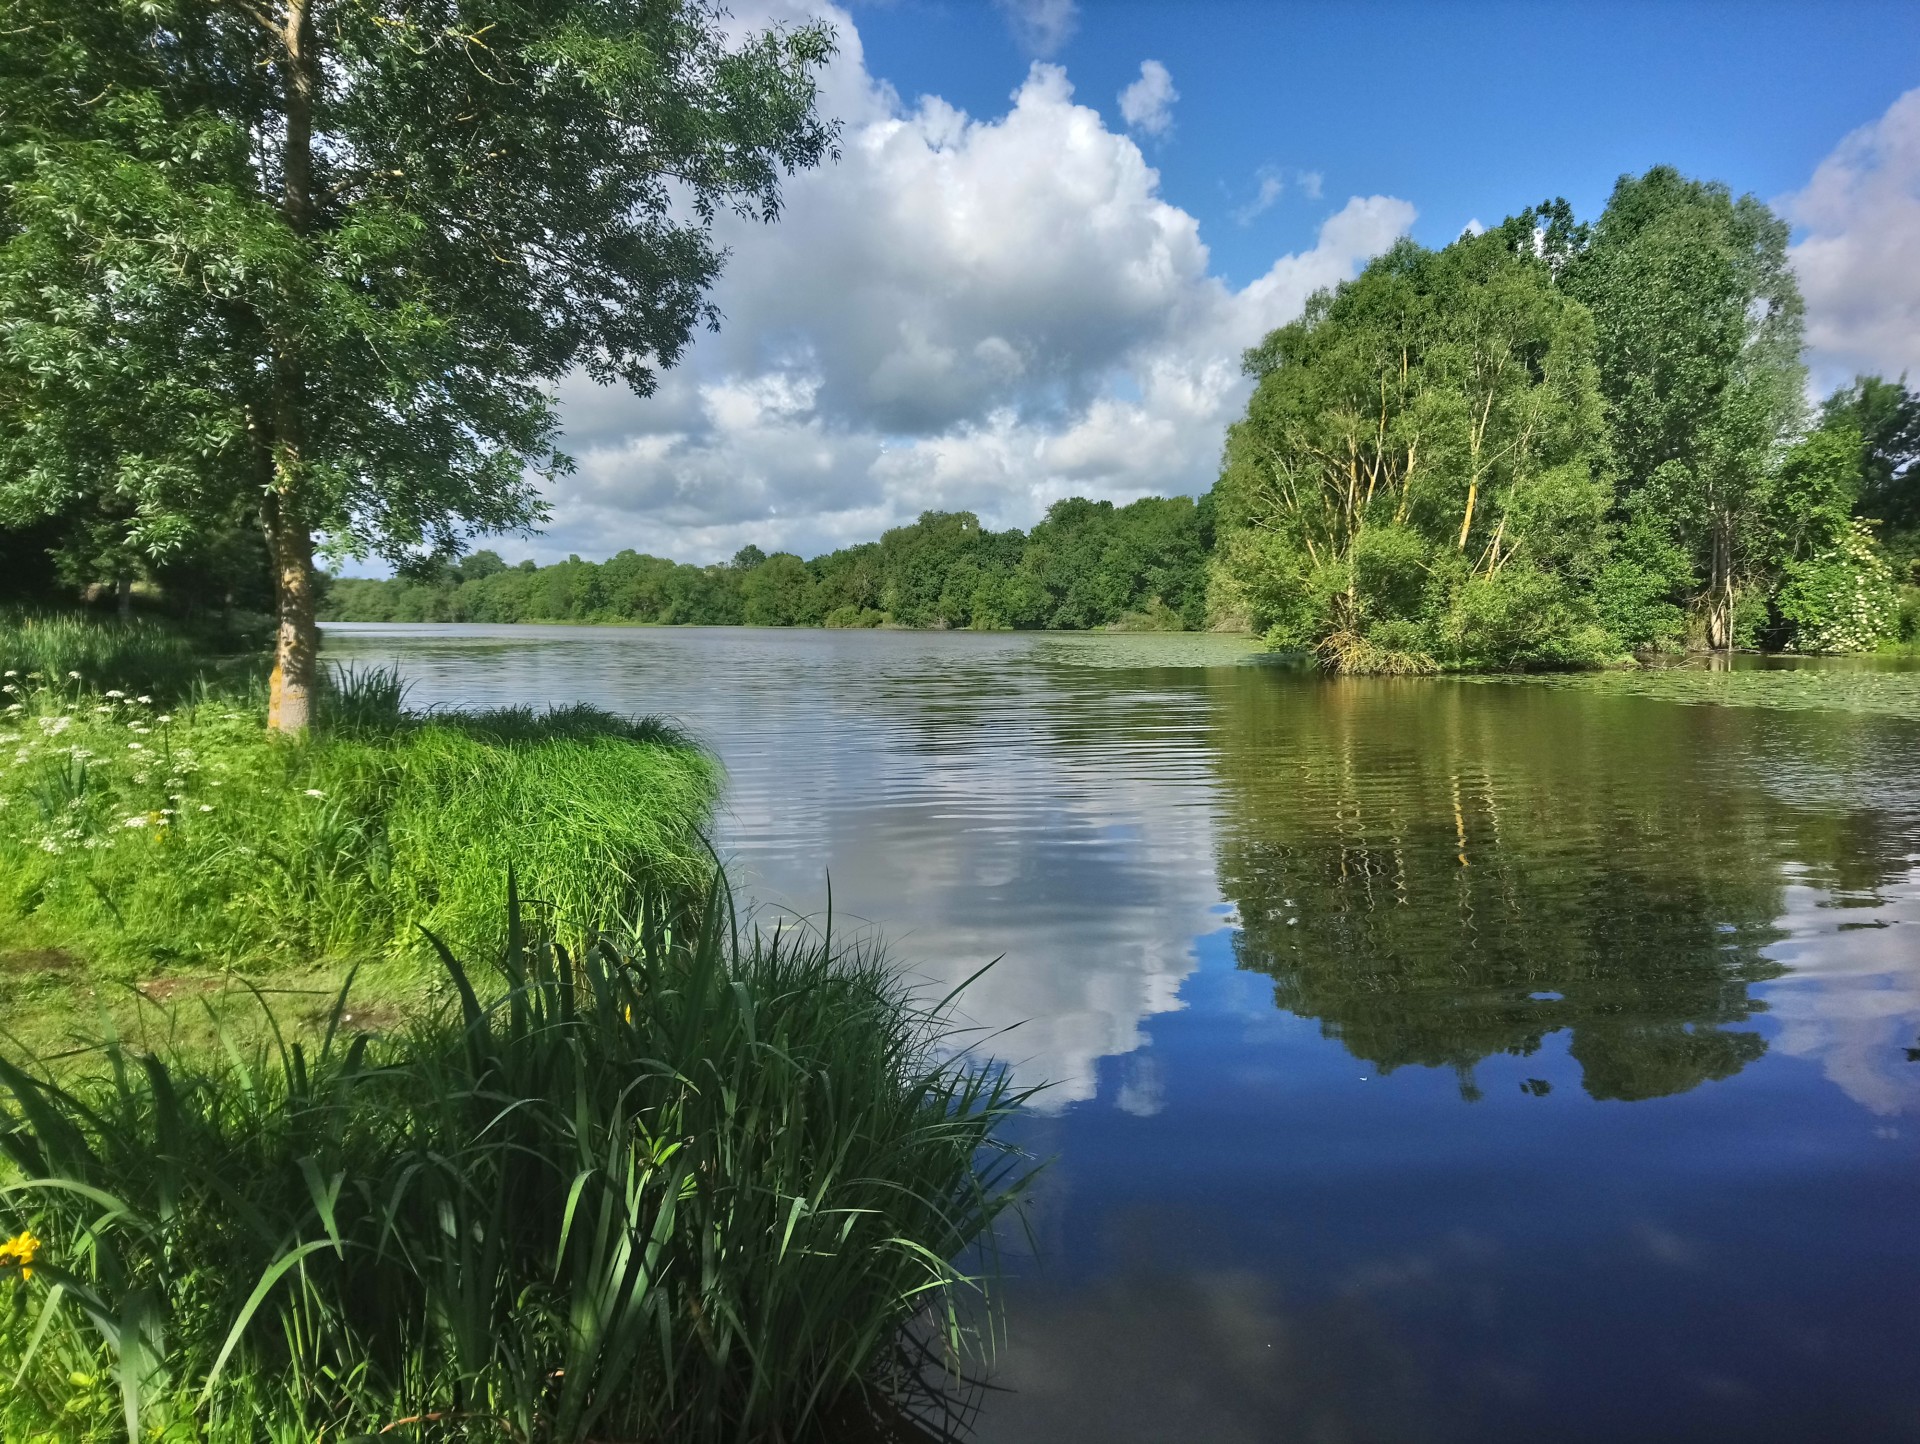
xmin=304 ymin=788 xmax=325 ymax=798
xmin=66 ymin=671 xmax=80 ymax=680
xmin=198 ymin=804 xmax=214 ymax=813
xmin=104 ymin=690 xmax=124 ymax=699
xmin=122 ymin=815 xmax=148 ymax=829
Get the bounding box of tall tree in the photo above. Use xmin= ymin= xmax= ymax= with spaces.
xmin=1212 ymin=223 xmax=1609 ymax=671
xmin=1821 ymin=375 xmax=1920 ymax=540
xmin=1 ymin=0 xmax=836 ymax=729
xmin=1561 ymin=168 xmax=1805 ymax=649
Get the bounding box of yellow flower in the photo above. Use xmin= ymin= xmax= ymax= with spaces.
xmin=0 ymin=1229 xmax=39 ymax=1281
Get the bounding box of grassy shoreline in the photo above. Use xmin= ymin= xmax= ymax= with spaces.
xmin=0 ymin=874 xmax=1034 ymax=1444
xmin=1 ymin=666 xmax=717 ymax=971
xmin=0 ymin=614 xmax=1036 ymax=1444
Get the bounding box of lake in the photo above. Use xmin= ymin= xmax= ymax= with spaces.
xmin=324 ymin=623 xmax=1920 ymax=1444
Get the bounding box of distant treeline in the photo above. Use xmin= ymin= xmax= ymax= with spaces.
xmin=320 ymin=496 xmax=1215 ymax=631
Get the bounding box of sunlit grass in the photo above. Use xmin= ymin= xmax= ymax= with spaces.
xmin=0 ymin=667 xmax=719 ymax=980
xmin=0 ymin=873 xmax=1035 ymax=1444
xmin=0 ymin=609 xmax=259 ymax=703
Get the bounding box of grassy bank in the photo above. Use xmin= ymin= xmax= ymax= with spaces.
xmin=0 ymin=617 xmax=1036 ymax=1442
xmin=0 ymin=875 xmax=1034 ymax=1444
xmin=0 ymin=669 xmax=717 ymax=981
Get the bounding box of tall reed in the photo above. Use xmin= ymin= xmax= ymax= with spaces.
xmin=0 ymin=873 xmax=1035 ymax=1443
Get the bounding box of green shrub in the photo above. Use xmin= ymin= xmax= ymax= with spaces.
xmin=1894 ymin=586 xmax=1920 ymax=646
xmin=1431 ymin=565 xmax=1614 ymax=672
xmin=0 ymin=875 xmax=1035 ymax=1443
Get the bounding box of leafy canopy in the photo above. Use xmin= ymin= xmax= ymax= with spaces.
xmin=0 ymin=0 xmax=839 ymax=566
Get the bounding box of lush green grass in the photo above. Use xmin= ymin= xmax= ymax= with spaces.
xmin=0 ymin=610 xmax=261 ymax=704
xmin=0 ymin=666 xmax=719 ymax=982
xmin=0 ymin=876 xmax=1033 ymax=1444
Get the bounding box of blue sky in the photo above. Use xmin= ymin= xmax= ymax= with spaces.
xmin=499 ymin=0 xmax=1920 ymax=567
xmin=854 ymin=1 xmax=1920 ymax=281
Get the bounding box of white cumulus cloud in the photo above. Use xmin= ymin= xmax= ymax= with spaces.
xmin=535 ymin=4 xmax=1414 ymax=565
xmin=1118 ymin=59 xmax=1178 ymax=138
xmin=1783 ymin=86 xmax=1920 ymax=388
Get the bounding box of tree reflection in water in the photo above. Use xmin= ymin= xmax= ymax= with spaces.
xmin=1209 ymin=673 xmax=1919 ymax=1102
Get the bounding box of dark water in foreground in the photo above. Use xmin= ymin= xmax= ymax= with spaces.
xmin=324 ymin=625 xmax=1920 ymax=1444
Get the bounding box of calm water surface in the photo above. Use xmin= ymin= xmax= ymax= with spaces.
xmin=324 ymin=624 xmax=1920 ymax=1444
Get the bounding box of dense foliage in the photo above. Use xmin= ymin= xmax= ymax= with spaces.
xmin=0 ymin=876 xmax=1032 ymax=1443
xmin=0 ymin=0 xmax=836 ymax=729
xmin=322 ymin=494 xmax=1217 ymax=632
xmin=1212 ymin=168 xmax=1920 ymax=670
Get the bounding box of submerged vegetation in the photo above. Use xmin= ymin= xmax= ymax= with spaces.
xmin=0 ymin=874 xmax=1034 ymax=1444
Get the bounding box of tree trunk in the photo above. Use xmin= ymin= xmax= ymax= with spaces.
xmin=1704 ymin=508 xmax=1735 ymax=651
xmin=265 ymin=490 xmax=317 ymax=734
xmin=266 ymin=0 xmax=320 ymax=735
xmin=115 ymin=575 xmax=132 ymax=621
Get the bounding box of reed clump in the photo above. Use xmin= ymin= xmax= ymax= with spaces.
xmin=0 ymin=875 xmax=1034 ymax=1443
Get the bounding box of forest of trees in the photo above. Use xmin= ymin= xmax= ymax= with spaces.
xmin=1210 ymin=169 xmax=1920 ymax=670
xmin=320 ymin=495 xmax=1215 ymax=631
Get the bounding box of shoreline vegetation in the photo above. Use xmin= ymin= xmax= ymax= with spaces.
xmin=1 ymin=616 xmax=1035 ymax=1444
xmin=1207 ymin=177 xmax=1920 ymax=673
xmin=1 ymin=871 xmax=1033 ymax=1444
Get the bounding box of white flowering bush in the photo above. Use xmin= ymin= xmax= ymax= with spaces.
xmin=1774 ymin=520 xmax=1899 ymax=654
